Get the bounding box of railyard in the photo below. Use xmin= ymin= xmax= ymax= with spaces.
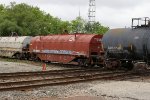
xmin=0 ymin=58 xmax=150 ymax=100
xmin=1 ymin=0 xmax=150 ymax=100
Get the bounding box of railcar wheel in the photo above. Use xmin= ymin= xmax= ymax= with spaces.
xmin=78 ymin=59 xmax=89 ymax=67
xmin=128 ymin=63 xmax=134 ymax=70
xmin=105 ymin=60 xmax=120 ymax=70
xmin=121 ymin=61 xmax=134 ymax=70
xmin=15 ymin=53 xmax=21 ymax=59
xmin=78 ymin=59 xmax=85 ymax=67
xmin=133 ymin=62 xmax=148 ymax=72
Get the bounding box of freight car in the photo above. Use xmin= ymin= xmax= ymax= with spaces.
xmin=102 ymin=17 xmax=150 ymax=69
xmin=29 ymin=33 xmax=104 ymax=66
xmin=0 ymin=36 xmax=32 ymax=59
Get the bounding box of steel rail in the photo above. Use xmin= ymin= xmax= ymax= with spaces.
xmin=0 ymin=71 xmax=132 ymax=91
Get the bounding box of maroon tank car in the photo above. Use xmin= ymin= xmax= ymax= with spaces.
xmin=29 ymin=33 xmax=104 ymax=67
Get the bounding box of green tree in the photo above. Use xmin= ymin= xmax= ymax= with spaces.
xmin=0 ymin=20 xmax=22 ymax=36
xmin=0 ymin=2 xmax=69 ymax=36
xmin=85 ymin=22 xmax=109 ymax=34
xmin=0 ymin=2 xmax=109 ymax=36
xmin=0 ymin=5 xmax=5 ymax=23
xmin=71 ymin=17 xmax=86 ymax=33
xmin=71 ymin=16 xmax=109 ymax=34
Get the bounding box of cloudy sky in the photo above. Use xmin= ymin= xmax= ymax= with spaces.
xmin=1 ymin=0 xmax=150 ymax=28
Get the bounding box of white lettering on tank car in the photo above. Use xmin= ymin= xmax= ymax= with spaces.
xmin=42 ymin=50 xmax=73 ymax=55
xmin=33 ymin=49 xmax=85 ymax=55
xmin=33 ymin=49 xmax=40 ymax=52
xmin=94 ymin=38 xmax=102 ymax=42
xmin=108 ymin=46 xmax=122 ymax=50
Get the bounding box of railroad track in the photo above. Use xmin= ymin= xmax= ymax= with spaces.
xmin=0 ymin=68 xmax=106 ymax=78
xmin=0 ymin=69 xmax=132 ymax=91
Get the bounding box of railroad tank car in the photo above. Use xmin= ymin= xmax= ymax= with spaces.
xmin=29 ymin=34 xmax=104 ymax=66
xmin=0 ymin=36 xmax=32 ymax=59
xmin=102 ymin=17 xmax=150 ymax=69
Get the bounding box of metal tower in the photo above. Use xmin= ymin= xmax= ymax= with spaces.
xmin=88 ymin=0 xmax=96 ymax=25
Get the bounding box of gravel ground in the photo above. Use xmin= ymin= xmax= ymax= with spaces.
xmin=0 ymin=60 xmax=150 ymax=100
xmin=0 ymin=60 xmax=73 ymax=73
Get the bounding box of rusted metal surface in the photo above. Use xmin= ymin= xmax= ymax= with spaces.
xmin=30 ymin=34 xmax=103 ymax=64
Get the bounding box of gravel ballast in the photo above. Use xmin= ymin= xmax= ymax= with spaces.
xmin=0 ymin=60 xmax=72 ymax=73
xmin=0 ymin=60 xmax=150 ymax=100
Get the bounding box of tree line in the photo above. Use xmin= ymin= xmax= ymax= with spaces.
xmin=0 ymin=2 xmax=109 ymax=36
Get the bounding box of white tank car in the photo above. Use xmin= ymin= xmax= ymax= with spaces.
xmin=0 ymin=36 xmax=32 ymax=58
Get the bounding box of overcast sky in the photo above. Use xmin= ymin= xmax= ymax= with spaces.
xmin=1 ymin=0 xmax=150 ymax=28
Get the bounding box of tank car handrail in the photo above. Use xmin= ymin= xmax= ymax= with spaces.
xmin=132 ymin=17 xmax=150 ymax=29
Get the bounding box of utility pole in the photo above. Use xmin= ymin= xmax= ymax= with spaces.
xmin=88 ymin=0 xmax=96 ymax=33
xmin=77 ymin=8 xmax=81 ymax=33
